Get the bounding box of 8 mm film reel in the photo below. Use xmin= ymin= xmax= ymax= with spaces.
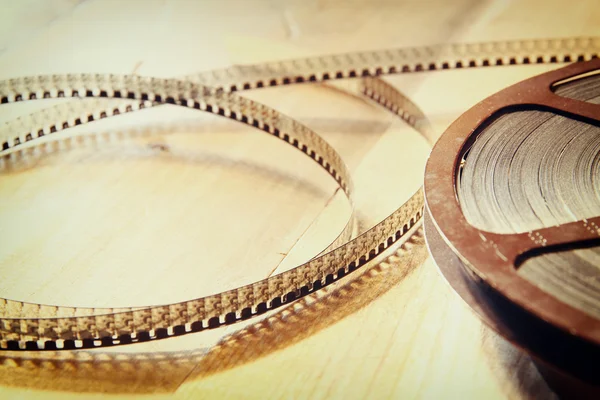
xmin=424 ymin=59 xmax=600 ymax=396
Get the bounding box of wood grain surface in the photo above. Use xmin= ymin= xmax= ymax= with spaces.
xmin=0 ymin=0 xmax=598 ymax=398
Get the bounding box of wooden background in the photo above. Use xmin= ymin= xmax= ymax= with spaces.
xmin=0 ymin=0 xmax=598 ymax=398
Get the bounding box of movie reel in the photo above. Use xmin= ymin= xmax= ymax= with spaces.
xmin=425 ymin=59 xmax=600 ymax=395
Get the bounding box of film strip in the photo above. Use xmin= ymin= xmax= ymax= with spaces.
xmin=0 ymin=37 xmax=599 ymax=351
xmin=424 ymin=59 xmax=600 ymax=393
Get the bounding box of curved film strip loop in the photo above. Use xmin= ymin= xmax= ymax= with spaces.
xmin=0 ymin=37 xmax=599 ymax=350
xmin=0 ymin=73 xmax=424 ymax=350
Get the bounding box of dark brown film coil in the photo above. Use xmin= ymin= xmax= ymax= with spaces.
xmin=424 ymin=59 xmax=600 ymax=397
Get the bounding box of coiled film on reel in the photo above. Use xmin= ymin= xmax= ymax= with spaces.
xmin=424 ymin=59 xmax=600 ymax=394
